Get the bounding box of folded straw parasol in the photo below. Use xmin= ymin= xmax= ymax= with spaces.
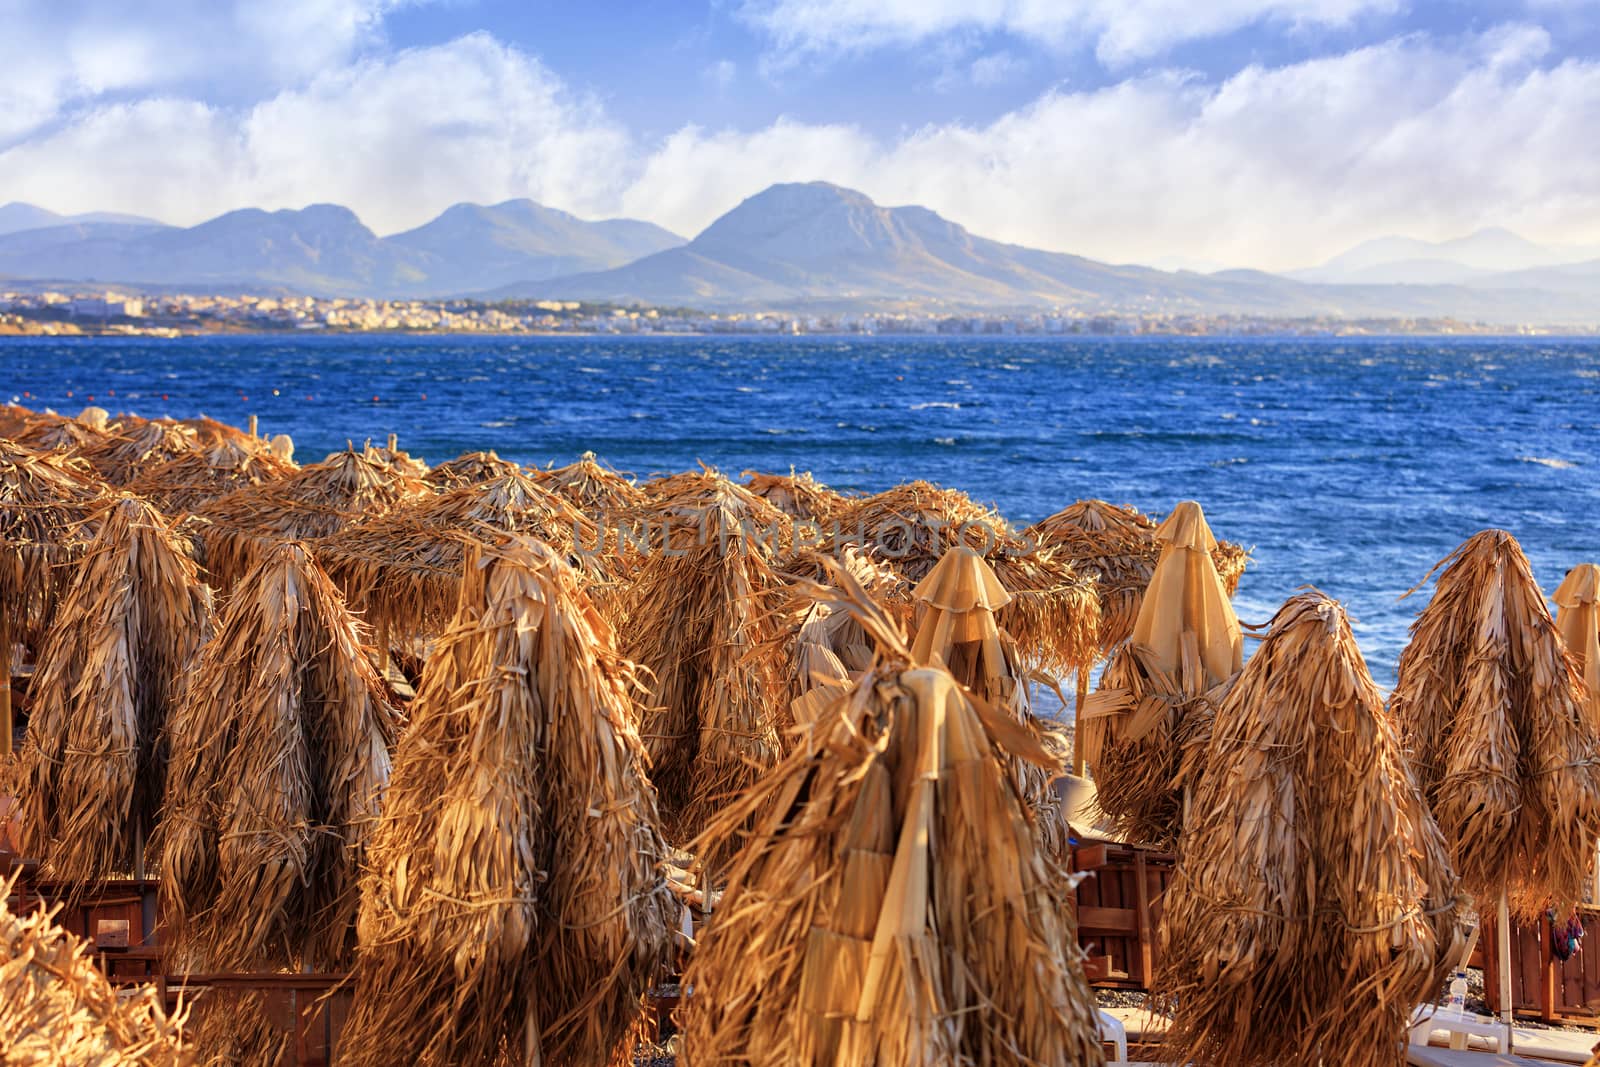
xmin=1556 ymin=563 xmax=1600 ymax=728
xmin=1159 ymin=590 xmax=1463 ymax=1067
xmin=157 ymin=541 xmax=397 ymax=971
xmin=1391 ymin=529 xmax=1600 ymax=918
xmin=0 ymin=879 xmax=188 ymax=1064
xmin=189 ymin=444 xmax=429 ymax=591
xmin=830 ymin=480 xmax=1101 ymax=676
xmin=422 ymin=449 xmax=524 ymax=492
xmin=681 ymin=573 xmax=1102 ymax=1066
xmin=1080 ymin=500 xmax=1243 ymax=848
xmin=340 ymin=537 xmax=673 ymax=1067
xmin=16 ymin=496 xmax=212 ymax=886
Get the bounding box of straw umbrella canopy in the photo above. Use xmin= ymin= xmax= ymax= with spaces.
xmin=0 ymin=403 xmax=32 ymax=439
xmin=421 ymin=448 xmax=524 ymax=492
xmin=190 ymin=444 xmax=430 ymax=591
xmin=621 ymin=478 xmax=789 ymax=851
xmin=75 ymin=416 xmax=203 ymax=486
xmin=1080 ymin=500 xmax=1244 ymax=848
xmin=0 ymin=890 xmax=187 ymax=1064
xmin=123 ymin=437 xmax=297 ymax=517
xmin=1390 ymin=529 xmax=1600 ymax=918
xmin=1556 ymin=563 xmax=1600 ymax=726
xmin=830 ymin=480 xmax=1101 ymax=677
xmin=341 ymin=537 xmax=674 ymax=1067
xmin=157 ymin=540 xmax=397 ymax=971
xmin=538 ymin=451 xmax=646 ymax=516
xmin=16 ymin=496 xmax=212 ymax=885
xmin=1159 ymin=591 xmax=1463 ymax=1067
xmin=13 ymin=407 xmax=117 ymax=454
xmin=681 ymin=583 xmax=1102 ymax=1067
xmin=742 ymin=469 xmax=852 ymax=524
xmin=314 ymin=469 xmax=598 ymax=651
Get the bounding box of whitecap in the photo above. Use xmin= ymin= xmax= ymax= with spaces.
xmin=1518 ymin=456 xmax=1577 ymax=469
xmin=933 ymin=436 xmax=956 ymax=446
xmin=911 ymin=401 xmax=961 ymax=411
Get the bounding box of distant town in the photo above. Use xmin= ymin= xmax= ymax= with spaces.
xmin=0 ymin=287 xmax=1582 ymax=338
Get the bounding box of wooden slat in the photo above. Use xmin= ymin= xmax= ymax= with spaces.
xmin=1078 ymin=905 xmax=1138 ymax=935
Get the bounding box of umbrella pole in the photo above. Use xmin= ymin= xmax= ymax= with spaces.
xmin=376 ymin=617 xmax=390 ymax=678
xmin=1498 ymin=888 xmax=1513 ymax=1051
xmin=0 ymin=612 xmax=11 ymax=758
xmin=1071 ymin=665 xmax=1089 ymax=777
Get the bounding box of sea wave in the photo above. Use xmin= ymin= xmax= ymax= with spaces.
xmin=910 ymin=401 xmax=961 ymax=410
xmin=1517 ymin=455 xmax=1577 ymax=469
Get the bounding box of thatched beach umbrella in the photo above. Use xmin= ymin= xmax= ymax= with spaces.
xmin=315 ymin=469 xmax=596 ymax=654
xmin=158 ymin=541 xmax=397 ymax=970
xmin=1159 ymin=591 xmax=1463 ymax=1067
xmin=14 ymin=407 xmax=116 ymax=454
xmin=0 ymin=441 xmax=109 ymax=756
xmin=0 ymin=887 xmax=188 ymax=1064
xmin=538 ymin=451 xmax=646 ymax=516
xmin=340 ymin=538 xmax=673 ymax=1067
xmin=16 ymin=496 xmax=212 ymax=884
xmin=681 ymin=585 xmax=1102 ymax=1066
xmin=76 ymin=416 xmax=202 ymax=486
xmin=123 ymin=436 xmax=297 ymax=517
xmin=422 ymin=448 xmax=523 ymax=492
xmin=832 ymin=480 xmax=1101 ymax=677
xmin=1391 ymin=530 xmax=1600 ymax=916
xmin=743 ymin=468 xmax=852 ymax=524
xmin=1081 ymin=500 xmax=1243 ymax=847
xmin=1556 ymin=563 xmax=1600 ymax=725
xmin=190 ymin=444 xmax=429 ymax=590
xmin=621 ymin=478 xmax=788 ymax=850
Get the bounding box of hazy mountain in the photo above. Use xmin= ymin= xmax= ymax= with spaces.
xmin=1291 ymin=227 xmax=1600 ymax=285
xmin=0 ymin=200 xmax=682 ymax=296
xmin=386 ymin=200 xmax=682 ymax=292
xmin=0 ymin=201 xmax=167 ymax=236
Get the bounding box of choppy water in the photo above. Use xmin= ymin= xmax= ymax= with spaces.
xmin=5 ymin=333 xmax=1598 ymax=688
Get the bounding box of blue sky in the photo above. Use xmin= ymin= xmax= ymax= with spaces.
xmin=3 ymin=1 xmax=1600 ymax=269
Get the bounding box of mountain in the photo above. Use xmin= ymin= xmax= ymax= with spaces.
xmin=0 ymin=200 xmax=682 ymax=296
xmin=0 ymin=201 xmax=167 ymax=236
xmin=488 ymin=182 xmax=1600 ymax=323
xmin=386 ymin=200 xmax=681 ymax=292
xmin=1291 ymin=227 xmax=1600 ymax=285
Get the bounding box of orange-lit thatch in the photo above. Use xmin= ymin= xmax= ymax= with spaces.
xmin=75 ymin=416 xmax=202 ymax=486
xmin=124 ymin=437 xmax=297 ymax=517
xmin=1027 ymin=498 xmax=1250 ymax=652
xmin=681 ymin=585 xmax=1101 ymax=1066
xmin=539 ymin=451 xmax=646 ymax=516
xmin=743 ymin=469 xmax=852 ymax=524
xmin=159 ymin=541 xmax=397 ymax=971
xmin=1391 ymin=530 xmax=1600 ymax=917
xmin=422 ymin=449 xmax=524 ymax=491
xmin=1556 ymin=563 xmax=1600 ymax=727
xmin=341 ymin=538 xmax=673 ymax=1067
xmin=315 ymin=469 xmax=597 ymax=646
xmin=0 ymin=440 xmax=108 ymax=645
xmin=190 ymin=445 xmax=429 ymax=590
xmin=13 ymin=407 xmax=116 ymax=454
xmin=1159 ymin=591 xmax=1462 ymax=1067
xmin=830 ymin=480 xmax=1100 ymax=675
xmin=17 ymin=497 xmax=212 ymax=885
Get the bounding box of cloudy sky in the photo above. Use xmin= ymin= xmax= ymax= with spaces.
xmin=3 ymin=0 xmax=1598 ymax=270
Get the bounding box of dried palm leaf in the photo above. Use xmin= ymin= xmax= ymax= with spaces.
xmin=681 ymin=577 xmax=1101 ymax=1066
xmin=190 ymin=445 xmax=429 ymax=591
xmin=1391 ymin=529 xmax=1600 ymax=916
xmin=158 ymin=541 xmax=397 ymax=971
xmin=125 ymin=439 xmax=297 ymax=518
xmin=0 ymin=879 xmax=188 ymax=1065
xmin=341 ymin=538 xmax=673 ymax=1067
xmin=16 ymin=496 xmax=211 ymax=886
xmin=0 ymin=439 xmax=109 ymax=646
xmin=742 ymin=468 xmax=852 ymax=524
xmin=1081 ymin=501 xmax=1244 ymax=849
xmin=186 ymin=990 xmax=289 ymax=1067
xmin=14 ymin=407 xmax=118 ymax=454
xmin=1159 ymin=590 xmax=1464 ymax=1067
xmin=315 ymin=470 xmax=597 ymax=648
xmin=0 ymin=403 xmax=32 ymax=439
xmin=538 ymin=451 xmax=646 ymax=516
xmin=77 ymin=417 xmax=202 ymax=486
xmin=1028 ymin=498 xmax=1251 ymax=653
xmin=1556 ymin=563 xmax=1600 ymax=728
xmin=422 ymin=449 xmax=524 ymax=492
xmin=831 ymin=480 xmax=1101 ymax=674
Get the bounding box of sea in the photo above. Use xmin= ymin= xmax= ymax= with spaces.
xmin=4 ymin=332 xmax=1597 ymax=692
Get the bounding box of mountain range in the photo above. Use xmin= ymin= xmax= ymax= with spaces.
xmin=1 ymin=187 xmax=1598 ymax=324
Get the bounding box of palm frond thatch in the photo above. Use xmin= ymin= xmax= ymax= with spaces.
xmin=1555 ymin=563 xmax=1600 ymax=727
xmin=76 ymin=417 xmax=202 ymax=486
xmin=1027 ymin=498 xmax=1250 ymax=652
xmin=422 ymin=449 xmax=524 ymax=492
xmin=158 ymin=541 xmax=397 ymax=971
xmin=13 ymin=407 xmax=117 ymax=454
xmin=681 ymin=585 xmax=1101 ymax=1066
xmin=1391 ymin=530 xmax=1600 ymax=917
xmin=538 ymin=451 xmax=646 ymax=516
xmin=341 ymin=537 xmax=673 ymax=1067
xmin=1159 ymin=590 xmax=1463 ymax=1067
xmin=830 ymin=480 xmax=1102 ymax=675
xmin=742 ymin=469 xmax=852 ymax=524
xmin=124 ymin=438 xmax=297 ymax=517
xmin=0 ymin=880 xmax=188 ymax=1064
xmin=17 ymin=496 xmax=212 ymax=885
xmin=190 ymin=445 xmax=429 ymax=590
xmin=0 ymin=439 xmax=110 ymax=645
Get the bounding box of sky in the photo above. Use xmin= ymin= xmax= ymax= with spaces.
xmin=3 ymin=0 xmax=1600 ymax=270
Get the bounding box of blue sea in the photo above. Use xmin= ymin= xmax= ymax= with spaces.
xmin=4 ymin=333 xmax=1597 ymax=689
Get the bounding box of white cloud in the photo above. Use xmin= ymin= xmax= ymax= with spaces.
xmin=737 ymin=0 xmax=1404 ymax=66
xmin=704 ymin=59 xmax=739 ymax=90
